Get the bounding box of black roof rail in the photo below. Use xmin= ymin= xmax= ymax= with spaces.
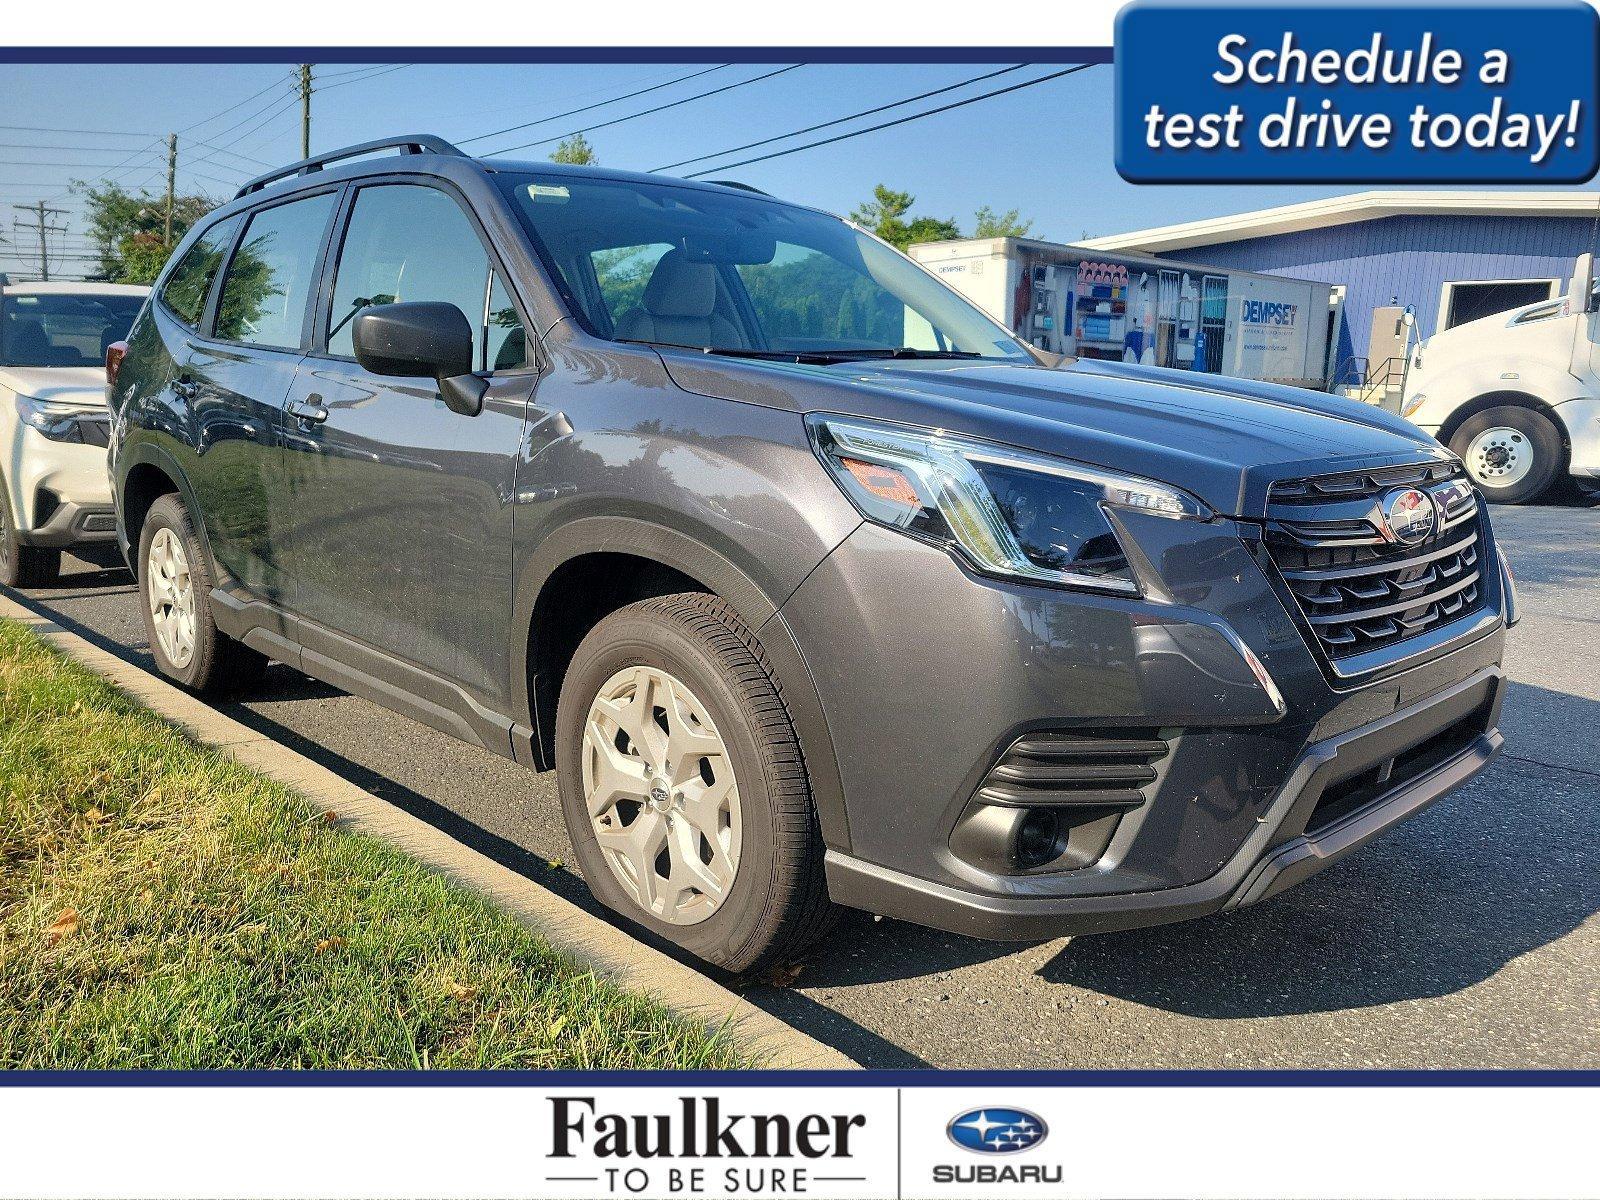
xmin=234 ymin=135 xmax=467 ymax=199
xmin=703 ymin=179 xmax=769 ymax=195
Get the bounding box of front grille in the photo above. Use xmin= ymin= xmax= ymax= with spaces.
xmin=975 ymin=730 xmax=1170 ymax=811
xmin=1264 ymin=462 xmax=1487 ymax=664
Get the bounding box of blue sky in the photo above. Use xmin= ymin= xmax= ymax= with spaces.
xmin=2 ymin=59 xmax=1593 ymax=277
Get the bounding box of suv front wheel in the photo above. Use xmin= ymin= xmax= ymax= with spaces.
xmin=137 ymin=493 xmax=267 ymax=694
xmin=0 ymin=475 xmax=61 ymax=588
xmin=555 ymin=593 xmax=835 ymax=974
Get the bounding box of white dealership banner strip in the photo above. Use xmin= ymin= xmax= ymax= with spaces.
xmin=0 ymin=0 xmax=1127 ymax=48
xmin=1 ymin=1083 xmax=1595 ymax=1199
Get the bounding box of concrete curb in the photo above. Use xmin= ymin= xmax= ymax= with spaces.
xmin=0 ymin=590 xmax=856 ymax=1071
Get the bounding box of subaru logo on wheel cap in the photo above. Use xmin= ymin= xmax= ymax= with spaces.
xmin=947 ymin=1107 xmax=1047 ymax=1154
xmin=1380 ymin=487 xmax=1437 ymax=545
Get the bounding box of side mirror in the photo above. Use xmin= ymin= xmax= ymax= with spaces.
xmin=352 ymin=301 xmax=487 ymax=416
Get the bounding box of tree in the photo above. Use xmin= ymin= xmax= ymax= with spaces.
xmin=74 ymin=181 xmax=217 ymax=284
xmin=973 ymin=205 xmax=1034 ymax=239
xmin=550 ymin=134 xmax=598 ymax=165
xmin=849 ymin=184 xmax=960 ymax=250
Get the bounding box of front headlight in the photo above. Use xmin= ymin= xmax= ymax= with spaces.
xmin=808 ymin=415 xmax=1210 ymax=596
xmin=15 ymin=394 xmax=96 ymax=443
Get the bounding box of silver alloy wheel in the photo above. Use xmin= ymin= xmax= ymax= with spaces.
xmin=581 ymin=664 xmax=742 ymax=926
xmin=1466 ymin=426 xmax=1534 ymax=488
xmin=146 ymin=527 xmax=196 ymax=669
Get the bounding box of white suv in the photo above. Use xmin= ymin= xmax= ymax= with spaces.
xmin=0 ymin=278 xmax=148 ymax=586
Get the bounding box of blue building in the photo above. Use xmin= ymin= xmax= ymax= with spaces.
xmin=1079 ymin=191 xmax=1599 ymax=385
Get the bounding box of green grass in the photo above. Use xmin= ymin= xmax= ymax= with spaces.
xmin=0 ymin=619 xmax=745 ymax=1070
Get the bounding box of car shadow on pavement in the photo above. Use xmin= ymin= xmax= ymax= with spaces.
xmin=1035 ymin=707 xmax=1598 ymax=1018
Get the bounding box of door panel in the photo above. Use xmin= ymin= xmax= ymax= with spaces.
xmin=279 ymin=364 xmax=532 ymax=708
xmin=279 ymin=178 xmax=535 ymax=711
xmin=180 ymin=339 xmax=302 ymax=603
xmin=180 ymin=190 xmax=337 ymax=604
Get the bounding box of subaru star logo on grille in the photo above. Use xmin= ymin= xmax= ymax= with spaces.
xmin=1380 ymin=487 xmax=1437 ymax=545
xmin=947 ymin=1107 xmax=1047 ymax=1154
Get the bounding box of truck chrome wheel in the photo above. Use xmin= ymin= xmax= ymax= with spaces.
xmin=146 ymin=527 xmax=196 ymax=669
xmin=1466 ymin=426 xmax=1533 ymax=487
xmin=581 ymin=664 xmax=742 ymax=926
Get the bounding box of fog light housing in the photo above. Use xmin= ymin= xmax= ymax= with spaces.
xmin=1014 ymin=809 xmax=1060 ymax=869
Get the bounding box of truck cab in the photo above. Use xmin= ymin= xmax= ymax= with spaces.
xmin=1402 ymin=254 xmax=1600 ymax=503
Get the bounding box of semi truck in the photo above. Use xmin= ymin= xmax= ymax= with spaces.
xmin=908 ymin=235 xmax=1337 ymax=390
xmin=1401 ymin=253 xmax=1600 ymax=503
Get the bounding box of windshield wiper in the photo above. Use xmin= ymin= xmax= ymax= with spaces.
xmin=615 ymin=339 xmax=987 ymax=366
xmin=615 ymin=339 xmax=864 ymax=366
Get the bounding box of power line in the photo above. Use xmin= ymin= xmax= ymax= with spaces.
xmin=183 ymin=138 xmax=275 ymax=169
xmin=191 ymin=78 xmax=299 ymax=146
xmin=655 ymin=65 xmax=1027 ymax=173
xmin=458 ymin=64 xmax=732 ymax=146
xmin=314 ymin=63 xmax=409 ymax=93
xmin=0 ymin=123 xmax=155 ymax=138
xmin=177 ymin=71 xmax=299 ymax=134
xmin=684 ymin=64 xmax=1098 ymax=178
xmin=185 ymin=95 xmax=300 ymax=169
xmin=483 ymin=64 xmax=805 ymax=157
xmin=0 ymin=157 xmax=166 ymax=168
xmin=314 ymin=62 xmax=402 ymax=80
xmin=0 ymin=141 xmax=170 ymax=155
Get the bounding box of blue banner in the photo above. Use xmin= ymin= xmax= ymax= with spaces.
xmin=1115 ymin=0 xmax=1600 ymax=183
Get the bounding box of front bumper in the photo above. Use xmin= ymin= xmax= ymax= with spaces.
xmin=824 ymin=665 xmax=1503 ymax=939
xmin=777 ymin=505 xmax=1509 ymax=940
xmin=8 ymin=423 xmax=116 ymax=547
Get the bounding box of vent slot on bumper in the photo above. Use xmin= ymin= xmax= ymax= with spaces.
xmin=953 ymin=730 xmax=1171 ymax=875
xmin=1264 ymin=463 xmax=1487 ymax=665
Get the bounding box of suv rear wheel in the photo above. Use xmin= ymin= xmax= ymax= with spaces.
xmin=555 ymin=593 xmax=835 ymax=974
xmin=137 ymin=493 xmax=267 ymax=694
xmin=0 ymin=478 xmax=61 ymax=588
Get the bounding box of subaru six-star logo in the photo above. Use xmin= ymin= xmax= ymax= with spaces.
xmin=947 ymin=1107 xmax=1047 ymax=1154
xmin=1380 ymin=487 xmax=1437 ymax=545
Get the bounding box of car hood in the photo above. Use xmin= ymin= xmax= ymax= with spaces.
xmin=656 ymin=350 xmax=1451 ymax=518
xmin=0 ymin=365 xmax=107 ymax=407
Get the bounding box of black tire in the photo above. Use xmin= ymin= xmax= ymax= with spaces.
xmin=137 ymin=493 xmax=268 ymax=695
xmin=555 ymin=593 xmax=836 ymax=974
xmin=1449 ymin=405 xmax=1564 ymax=504
xmin=0 ymin=477 xmax=61 ymax=589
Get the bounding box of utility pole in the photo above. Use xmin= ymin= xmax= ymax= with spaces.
xmin=164 ymin=133 xmax=178 ymax=247
xmin=12 ymin=201 xmax=66 ymax=282
xmin=298 ymin=64 xmax=313 ymax=158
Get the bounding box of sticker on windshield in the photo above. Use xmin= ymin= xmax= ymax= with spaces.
xmin=525 ymin=184 xmax=570 ymax=201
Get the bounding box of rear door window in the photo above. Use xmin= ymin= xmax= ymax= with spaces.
xmin=214 ymin=192 xmax=337 ymax=349
xmin=325 ymin=183 xmax=490 ymax=364
xmin=159 ymin=214 xmax=242 ymax=328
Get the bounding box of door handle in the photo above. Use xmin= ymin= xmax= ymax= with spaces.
xmin=287 ymin=395 xmax=329 ymax=427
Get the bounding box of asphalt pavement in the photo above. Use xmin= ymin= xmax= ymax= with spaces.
xmin=12 ymin=501 xmax=1598 ymax=1069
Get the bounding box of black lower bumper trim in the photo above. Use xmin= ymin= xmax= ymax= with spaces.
xmin=19 ymin=500 xmax=118 ymax=548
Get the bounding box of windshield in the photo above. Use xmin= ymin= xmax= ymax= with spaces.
xmin=0 ymin=292 xmax=144 ymax=368
xmin=499 ymin=173 xmax=1030 ymax=362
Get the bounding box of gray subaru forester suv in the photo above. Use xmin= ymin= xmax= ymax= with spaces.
xmin=107 ymin=136 xmax=1511 ymax=972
